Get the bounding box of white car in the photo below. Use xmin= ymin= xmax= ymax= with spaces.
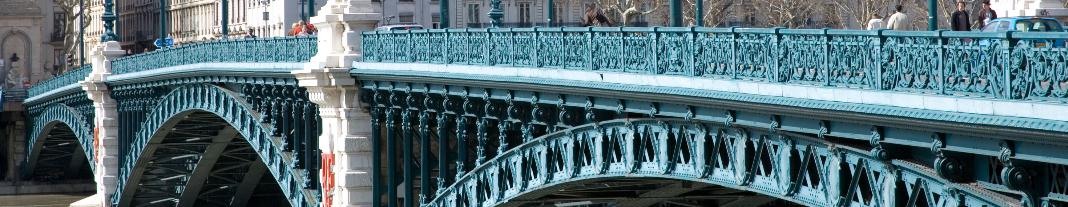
xmin=375 ymin=24 xmax=425 ymax=31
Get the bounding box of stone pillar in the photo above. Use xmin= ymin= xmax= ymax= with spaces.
xmin=296 ymin=1 xmax=380 ymax=206
xmin=80 ymin=41 xmax=123 ymax=207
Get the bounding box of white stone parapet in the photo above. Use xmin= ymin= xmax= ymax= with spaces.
xmin=78 ymin=41 xmax=124 ymax=207
xmin=296 ymin=0 xmax=381 ymax=206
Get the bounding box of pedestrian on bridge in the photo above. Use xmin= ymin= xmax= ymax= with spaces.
xmin=951 ymin=0 xmax=972 ymax=31
xmin=866 ymin=14 xmax=885 ymax=30
xmin=886 ymin=5 xmax=913 ymax=31
xmin=582 ymin=4 xmax=613 ymax=27
xmin=976 ymin=0 xmax=998 ymax=29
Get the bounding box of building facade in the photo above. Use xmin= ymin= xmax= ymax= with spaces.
xmin=0 ymin=0 xmax=67 ymax=183
xmin=75 ymin=0 xmax=324 ymax=54
xmin=990 ymin=0 xmax=1068 ymax=22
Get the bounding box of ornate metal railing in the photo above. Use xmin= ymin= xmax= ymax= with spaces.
xmin=111 ymin=36 xmax=317 ymax=74
xmin=28 ymin=65 xmax=92 ymax=98
xmin=362 ymin=27 xmax=1068 ymax=102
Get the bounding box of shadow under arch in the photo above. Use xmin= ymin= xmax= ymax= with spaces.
xmin=113 ymin=83 xmax=313 ymax=207
xmin=23 ymin=103 xmax=94 ymax=179
xmin=426 ymin=119 xmax=1016 ymax=207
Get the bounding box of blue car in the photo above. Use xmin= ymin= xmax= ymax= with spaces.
xmin=981 ymin=17 xmax=1066 ymax=47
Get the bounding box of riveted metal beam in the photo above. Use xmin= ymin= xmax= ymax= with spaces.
xmin=230 ymin=158 xmax=267 ymax=207
xmin=176 ymin=127 xmax=239 ymax=207
xmin=64 ymin=143 xmax=87 ymax=178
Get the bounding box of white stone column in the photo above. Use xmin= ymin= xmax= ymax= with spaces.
xmin=79 ymin=41 xmax=123 ymax=207
xmin=295 ymin=1 xmax=380 ymax=206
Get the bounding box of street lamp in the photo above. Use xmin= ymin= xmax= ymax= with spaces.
xmin=154 ymin=0 xmax=173 ymax=49
xmin=101 ymin=0 xmax=117 ymax=41
xmin=488 ymin=0 xmax=503 ymax=27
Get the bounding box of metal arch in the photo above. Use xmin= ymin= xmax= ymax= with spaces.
xmin=23 ymin=103 xmax=95 ymax=177
xmin=113 ymin=83 xmax=315 ymax=207
xmin=425 ymin=119 xmax=1015 ymax=207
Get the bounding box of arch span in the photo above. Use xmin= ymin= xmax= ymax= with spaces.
xmin=24 ymin=103 xmax=95 ymax=178
xmin=113 ymin=83 xmax=314 ymax=207
xmin=428 ymin=119 xmax=1014 ymax=207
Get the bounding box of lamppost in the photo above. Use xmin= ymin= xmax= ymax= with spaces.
xmin=546 ymin=0 xmax=554 ymax=27
xmin=928 ymin=0 xmax=938 ymax=30
xmin=695 ymin=0 xmax=703 ymax=26
xmin=101 ymin=0 xmax=118 ymax=41
xmin=222 ymin=0 xmax=230 ymax=37
xmin=154 ymin=0 xmax=172 ymax=49
xmin=306 ymin=0 xmax=314 ymax=22
xmin=670 ymin=0 xmax=682 ymax=26
xmin=488 ymin=0 xmax=503 ymax=27
xmin=439 ymin=0 xmax=448 ymax=28
xmin=78 ymin=0 xmax=84 ymax=66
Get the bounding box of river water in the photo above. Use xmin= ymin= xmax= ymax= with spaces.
xmin=0 ymin=194 xmax=91 ymax=207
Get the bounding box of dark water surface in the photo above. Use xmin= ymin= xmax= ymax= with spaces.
xmin=0 ymin=193 xmax=91 ymax=207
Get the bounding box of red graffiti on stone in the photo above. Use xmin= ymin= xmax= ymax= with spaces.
xmin=93 ymin=127 xmax=100 ymax=164
xmin=321 ymin=153 xmax=335 ymax=207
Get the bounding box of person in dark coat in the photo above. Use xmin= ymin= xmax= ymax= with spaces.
xmin=582 ymin=4 xmax=613 ymax=27
xmin=951 ymin=0 xmax=971 ymax=31
xmin=977 ymin=0 xmax=998 ymax=29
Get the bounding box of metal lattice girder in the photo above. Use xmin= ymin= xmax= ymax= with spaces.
xmin=24 ymin=122 xmax=92 ymax=182
xmin=24 ymin=101 xmax=96 ymax=179
xmin=113 ymin=83 xmax=317 ymax=207
xmin=422 ymin=119 xmax=1014 ymax=207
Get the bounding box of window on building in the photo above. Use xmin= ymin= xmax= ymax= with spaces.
xmin=518 ymin=2 xmax=531 ymax=26
xmin=636 ymin=3 xmax=648 ymax=23
xmin=399 ymin=13 xmax=414 ymax=23
xmin=432 ymin=14 xmax=441 ymax=28
xmin=467 ymin=3 xmax=480 ymax=25
xmin=553 ymin=3 xmax=564 ymax=24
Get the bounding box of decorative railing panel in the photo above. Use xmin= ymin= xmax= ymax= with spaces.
xmin=363 ymin=28 xmax=1068 ymax=102
xmin=28 ymin=66 xmax=91 ymax=98
xmin=110 ymin=36 xmax=316 ymax=74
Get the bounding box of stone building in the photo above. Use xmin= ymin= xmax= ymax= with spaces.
xmin=73 ymin=0 xmax=325 ymax=54
xmin=990 ymin=0 xmax=1068 ymax=22
xmin=0 ymin=0 xmax=69 ymax=187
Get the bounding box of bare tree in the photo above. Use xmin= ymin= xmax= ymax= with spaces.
xmin=751 ymin=0 xmax=820 ymax=28
xmin=682 ymin=0 xmax=734 ymax=27
xmin=831 ymin=0 xmax=895 ymax=29
xmin=903 ymin=0 xmax=983 ymax=30
xmin=597 ymin=0 xmax=663 ymax=26
xmin=53 ymin=0 xmax=91 ymax=74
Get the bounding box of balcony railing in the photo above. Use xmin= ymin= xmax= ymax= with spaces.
xmin=361 ymin=27 xmax=1068 ymax=103
xmin=111 ymin=36 xmax=317 ymax=74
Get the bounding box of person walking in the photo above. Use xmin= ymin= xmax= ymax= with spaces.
xmin=582 ymin=4 xmax=612 ymax=27
xmin=977 ymin=0 xmax=998 ymax=29
xmin=885 ymin=5 xmax=913 ymax=31
xmin=866 ymin=14 xmax=885 ymax=30
xmin=289 ymin=22 xmax=303 ymax=36
xmin=303 ymin=22 xmax=318 ymax=35
xmin=951 ymin=0 xmax=971 ymax=31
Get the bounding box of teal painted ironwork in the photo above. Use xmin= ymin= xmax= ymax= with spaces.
xmin=23 ymin=103 xmax=96 ymax=175
xmin=360 ymin=76 xmax=1068 ymax=207
xmin=111 ymin=83 xmax=319 ymax=207
xmin=110 ymin=36 xmax=316 ymax=74
xmin=100 ymin=0 xmax=117 ymax=41
xmin=22 ymin=90 xmax=95 ymax=182
xmin=424 ymin=119 xmax=1012 ymax=207
xmin=28 ymin=65 xmax=90 ymax=98
xmin=361 ymin=28 xmax=1068 ymax=103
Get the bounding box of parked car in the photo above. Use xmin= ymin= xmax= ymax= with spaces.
xmin=375 ymin=24 xmax=425 ymax=32
xmin=981 ymin=17 xmax=1065 ymax=47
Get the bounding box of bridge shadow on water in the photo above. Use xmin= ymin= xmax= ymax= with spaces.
xmin=503 ymin=178 xmax=804 ymax=207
